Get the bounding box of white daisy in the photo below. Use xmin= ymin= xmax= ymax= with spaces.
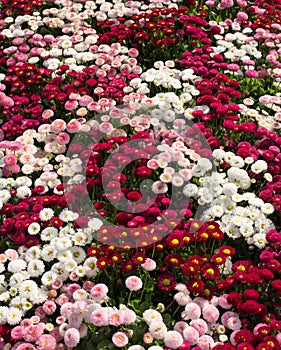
xmin=27 ymin=260 xmax=45 ymax=277
xmin=83 ymin=257 xmax=99 ymax=277
xmin=41 ymin=271 xmax=57 ymax=286
xmin=0 ymin=189 xmax=11 ymax=203
xmin=41 ymin=245 xmax=57 ymax=262
xmin=41 ymin=227 xmax=58 ymax=241
xmin=25 ymin=246 xmax=41 ymax=262
xmin=70 ymin=246 xmax=86 ymax=264
xmin=253 ymin=233 xmax=268 ymax=249
xmin=7 ymin=259 xmax=27 ymax=273
xmin=27 ymin=222 xmax=41 ymax=235
xmin=88 ymin=218 xmax=103 ymax=231
xmin=261 ymin=203 xmax=274 ymax=215
xmin=7 ymin=307 xmax=23 ymax=325
xmin=19 ymin=280 xmax=38 ymax=298
xmin=0 ymin=306 xmax=9 ymax=323
xmin=39 ymin=208 xmax=55 ymax=221
xmin=55 ymin=237 xmax=73 ymax=251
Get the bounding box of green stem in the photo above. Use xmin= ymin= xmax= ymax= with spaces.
xmin=140 ymin=273 xmax=148 ymax=301
xmin=166 ymin=299 xmax=175 ymax=312
xmin=171 ymin=304 xmax=181 ymax=319
xmin=127 ymin=290 xmax=133 ymax=306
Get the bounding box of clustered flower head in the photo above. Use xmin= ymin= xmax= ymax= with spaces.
xmin=0 ymin=0 xmax=281 ymax=349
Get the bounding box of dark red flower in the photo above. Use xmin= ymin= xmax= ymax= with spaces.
xmin=121 ymin=260 xmax=137 ymax=273
xmin=87 ymin=246 xmax=101 ymax=257
xmin=239 ymin=300 xmax=262 ymax=316
xmin=186 ymin=277 xmax=204 ymax=294
xmin=132 ymin=252 xmax=147 ymax=265
xmin=97 ymin=257 xmax=110 ymax=270
xmin=243 ymin=289 xmax=260 ymax=300
xmin=201 ymin=263 xmax=220 ymax=280
xmin=234 ymin=330 xmax=254 ymax=344
xmin=227 ymin=292 xmax=242 ymax=306
xmin=272 ymin=279 xmax=281 ymax=294
xmin=236 ymin=343 xmax=255 ymax=350
xmin=212 ymin=253 xmax=226 ymax=265
xmin=182 ymin=262 xmax=200 ymax=277
xmin=157 ymin=273 xmax=177 ymax=292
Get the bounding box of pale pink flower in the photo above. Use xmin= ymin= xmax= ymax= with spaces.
xmin=141 ymin=258 xmax=157 ymax=271
xmin=259 ymin=95 xmax=272 ymax=104
xmin=99 ymin=122 xmax=114 ymax=134
xmin=78 ymin=323 xmax=88 ymax=338
xmin=197 ymin=335 xmax=215 ymax=350
xmin=164 ymin=331 xmax=183 ymax=349
xmin=64 ymin=328 xmax=80 ymax=348
xmin=190 ymin=319 xmax=208 ymax=336
xmin=174 ymin=321 xmax=189 ymax=334
xmin=120 ymin=307 xmax=136 ymax=325
xmin=42 ymin=109 xmax=54 ymax=120
xmin=56 ymin=294 xmax=69 ymax=306
xmin=182 ymin=326 xmax=200 ymax=345
xmin=50 ymin=327 xmax=63 ymax=342
xmin=23 ymin=324 xmax=44 ymax=342
xmin=90 ymin=284 xmax=108 ymax=301
xmin=108 ymin=311 xmax=124 ymax=326
xmin=193 ymin=297 xmax=209 ymax=309
xmin=68 ymin=313 xmax=83 ymax=328
xmin=91 ymin=309 xmax=108 ymax=326
xmin=43 ymin=300 xmax=57 ymax=315
xmin=64 ymin=100 xmax=78 ymax=111
xmin=219 ymin=0 xmax=233 ymax=8
xmin=151 ymin=181 xmax=168 ymax=194
xmin=78 ymin=95 xmax=93 ymax=106
xmin=72 ymin=301 xmax=87 ymax=315
xmin=149 ymin=321 xmax=167 ymax=339
xmin=76 ymin=107 xmax=88 ymax=117
xmin=11 ymin=326 xmax=24 ymax=340
xmin=66 ymin=119 xmax=81 ymax=133
xmin=202 ymin=305 xmax=219 ymax=323
xmin=221 ymin=312 xmax=239 ymax=327
xmin=83 ymin=281 xmax=95 ymax=292
xmin=16 ymin=344 xmax=36 ymax=350
xmin=226 ymin=316 xmax=242 ymax=331
xmin=143 ymin=332 xmax=153 ymax=344
xmin=56 ymin=132 xmax=70 ymax=145
xmin=237 ymin=0 xmax=247 ymax=5
xmin=37 ymin=335 xmax=57 ymax=350
xmin=112 ymin=332 xmax=128 ymax=347
xmin=128 ymin=48 xmax=139 ymax=57
xmin=184 ymin=302 xmax=201 ymax=320
xmin=174 ymin=292 xmax=192 ymax=306
xmin=60 ymin=303 xmax=73 ymax=318
xmin=51 ymin=119 xmax=66 ymax=133
xmin=5 ymin=249 xmax=19 ymax=260
xmin=175 ymin=284 xmax=189 ymax=293
xmin=125 ymin=276 xmax=143 ymax=291
xmin=229 ymin=330 xmax=239 ymax=346
xmin=56 ymin=316 xmax=66 ymax=325
xmin=218 ymin=294 xmax=232 ymax=309
xmin=4 ymin=154 xmax=17 ymax=166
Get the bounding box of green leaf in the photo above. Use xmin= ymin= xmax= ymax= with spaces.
xmin=163 ymin=313 xmax=172 ymax=327
xmin=96 ymin=340 xmax=112 ymax=350
xmin=91 ymin=332 xmax=107 ymax=344
xmin=139 ymin=301 xmax=151 ymax=313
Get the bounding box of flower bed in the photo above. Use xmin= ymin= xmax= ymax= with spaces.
xmin=0 ymin=0 xmax=281 ymax=349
